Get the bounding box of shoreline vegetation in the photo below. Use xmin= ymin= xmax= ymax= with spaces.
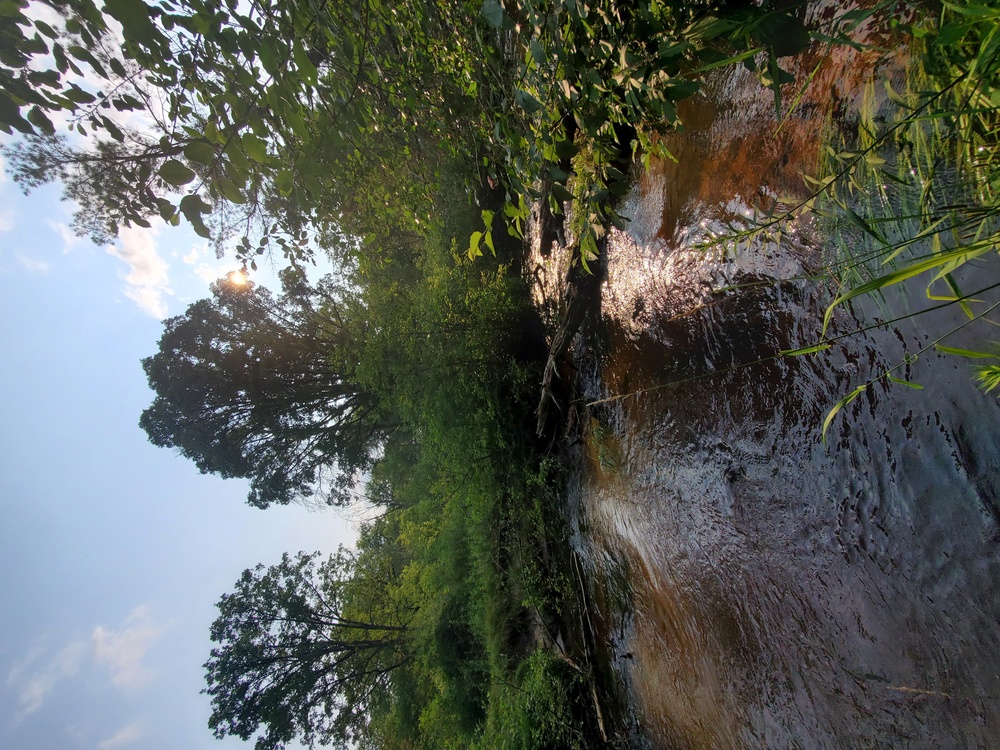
xmin=4 ymin=0 xmax=1000 ymax=747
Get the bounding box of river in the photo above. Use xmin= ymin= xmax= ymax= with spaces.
xmin=534 ymin=25 xmax=1000 ymax=750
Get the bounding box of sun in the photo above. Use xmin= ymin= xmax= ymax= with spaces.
xmin=228 ymin=270 xmax=249 ymax=286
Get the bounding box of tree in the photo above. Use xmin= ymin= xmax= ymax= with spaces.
xmin=1 ymin=0 xmax=495 ymax=264
xmin=139 ymin=270 xmax=384 ymax=507
xmin=205 ymin=549 xmax=415 ymax=750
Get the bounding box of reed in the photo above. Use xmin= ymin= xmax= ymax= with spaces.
xmin=715 ymin=2 xmax=1000 ymax=436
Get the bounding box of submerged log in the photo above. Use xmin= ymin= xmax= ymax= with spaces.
xmin=536 ymin=246 xmax=601 ymax=438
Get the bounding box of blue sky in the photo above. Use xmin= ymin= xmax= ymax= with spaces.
xmin=0 ymin=155 xmax=357 ymax=750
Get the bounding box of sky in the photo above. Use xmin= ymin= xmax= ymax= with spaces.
xmin=0 ymin=154 xmax=358 ymax=750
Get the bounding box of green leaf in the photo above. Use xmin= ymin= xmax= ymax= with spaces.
xmin=975 ymin=365 xmax=1000 ymax=392
xmin=468 ymin=230 xmax=483 ymax=259
xmin=843 ymin=206 xmax=887 ymax=245
xmin=216 ymin=176 xmax=246 ymax=204
xmin=35 ymin=20 xmax=58 ymax=39
xmin=503 ymin=200 xmax=523 ymax=219
xmin=822 ymin=244 xmax=996 ymax=336
xmin=68 ymin=44 xmax=105 ymax=75
xmin=529 ymin=39 xmax=546 ymax=66
xmin=935 ymin=344 xmax=997 ymax=359
xmin=104 ymin=0 xmax=163 ymax=51
xmin=934 ymin=22 xmax=969 ymax=46
xmin=780 ymin=343 xmax=832 ymax=356
xmin=940 ymin=1 xmax=1000 ymax=19
xmin=515 ymin=89 xmax=544 ymax=115
xmin=159 ymin=159 xmax=196 ymax=186
xmin=548 ymin=164 xmax=569 ymax=182
xmin=109 ymin=57 xmax=127 ymax=77
xmin=658 ymin=41 xmax=690 ymax=58
xmin=259 ymin=38 xmax=281 ymax=76
xmin=64 ymin=85 xmax=97 ymax=104
xmin=26 ymin=106 xmax=55 ymax=135
xmin=481 ymin=0 xmax=503 ymax=29
xmin=883 ymin=79 xmax=913 ymax=110
xmin=887 ymin=376 xmax=923 ymax=389
xmin=292 ymin=41 xmax=317 ymax=83
xmin=101 ymin=116 xmax=125 ymax=141
xmin=554 ymin=138 xmax=578 ymax=161
xmin=551 ymin=183 xmax=574 ymax=203
xmin=53 ymin=43 xmax=69 ymax=74
xmin=685 ymin=16 xmax=737 ymax=42
xmin=226 ymin=141 xmax=252 ymax=175
xmin=689 ymin=47 xmax=763 ymax=74
xmin=822 ymin=385 xmax=867 ymax=443
xmin=179 ymin=194 xmax=211 ymax=238
xmin=184 ymin=141 xmax=217 ymax=166
xmin=757 ymin=12 xmax=810 ymax=58
xmin=275 ymin=170 xmax=294 ymax=196
xmin=241 ymin=133 xmax=270 ymax=164
xmin=0 ymin=0 xmax=24 ymax=17
xmin=156 ymin=200 xmax=176 ymax=222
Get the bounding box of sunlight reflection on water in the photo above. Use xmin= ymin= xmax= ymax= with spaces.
xmin=542 ymin=30 xmax=1000 ymax=750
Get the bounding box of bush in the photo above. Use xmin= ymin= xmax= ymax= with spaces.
xmin=475 ymin=650 xmax=590 ymax=750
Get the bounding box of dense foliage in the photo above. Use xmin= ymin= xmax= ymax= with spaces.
xmin=2 ymin=0 xmax=822 ymax=269
xmin=205 ymin=549 xmax=414 ymax=750
xmin=140 ymin=271 xmax=383 ymax=507
xmin=200 ymin=219 xmax=585 ymax=748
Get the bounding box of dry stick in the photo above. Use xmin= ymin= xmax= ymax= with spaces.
xmin=846 ymin=667 xmax=999 ymax=700
xmin=570 ymin=550 xmax=608 ymax=744
xmin=885 ymin=685 xmax=952 ymax=698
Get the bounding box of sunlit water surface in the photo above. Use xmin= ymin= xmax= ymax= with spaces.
xmin=533 ymin=34 xmax=1000 ymax=750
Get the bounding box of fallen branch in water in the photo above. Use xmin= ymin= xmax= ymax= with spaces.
xmin=886 ymin=685 xmax=952 ymax=699
xmin=536 ymin=246 xmax=601 ymax=437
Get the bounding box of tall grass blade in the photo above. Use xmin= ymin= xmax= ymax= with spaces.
xmin=934 ymin=343 xmax=996 ymax=358
xmin=823 ymin=384 xmax=867 ymax=443
xmin=822 ymin=244 xmax=997 ymax=337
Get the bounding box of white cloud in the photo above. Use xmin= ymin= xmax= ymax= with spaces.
xmin=0 ymin=210 xmax=14 ymax=233
xmin=180 ymin=242 xmax=232 ymax=284
xmin=6 ymin=641 xmax=86 ymax=717
xmin=17 ymin=254 xmax=51 ymax=273
xmin=49 ymin=221 xmax=82 ymax=253
xmin=106 ymin=225 xmax=172 ymax=318
xmin=91 ymin=606 xmax=168 ymax=693
xmin=97 ymin=720 xmax=146 ymax=750
xmin=193 ymin=262 xmax=232 ymax=285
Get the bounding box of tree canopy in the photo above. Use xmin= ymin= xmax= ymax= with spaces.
xmin=2 ymin=0 xmax=818 ymax=269
xmin=139 ymin=271 xmax=384 ymax=507
xmin=205 ymin=548 xmax=416 ymax=750
xmin=2 ymin=0 xmax=496 ymax=263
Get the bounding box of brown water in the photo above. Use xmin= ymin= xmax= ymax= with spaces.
xmin=545 ymin=42 xmax=1000 ymax=750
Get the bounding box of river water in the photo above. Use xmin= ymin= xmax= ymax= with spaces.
xmin=540 ymin=33 xmax=1000 ymax=750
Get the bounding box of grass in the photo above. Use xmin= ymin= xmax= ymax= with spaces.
xmin=815 ymin=3 xmax=1000 ymax=420
xmin=694 ymin=2 xmax=1000 ymax=436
